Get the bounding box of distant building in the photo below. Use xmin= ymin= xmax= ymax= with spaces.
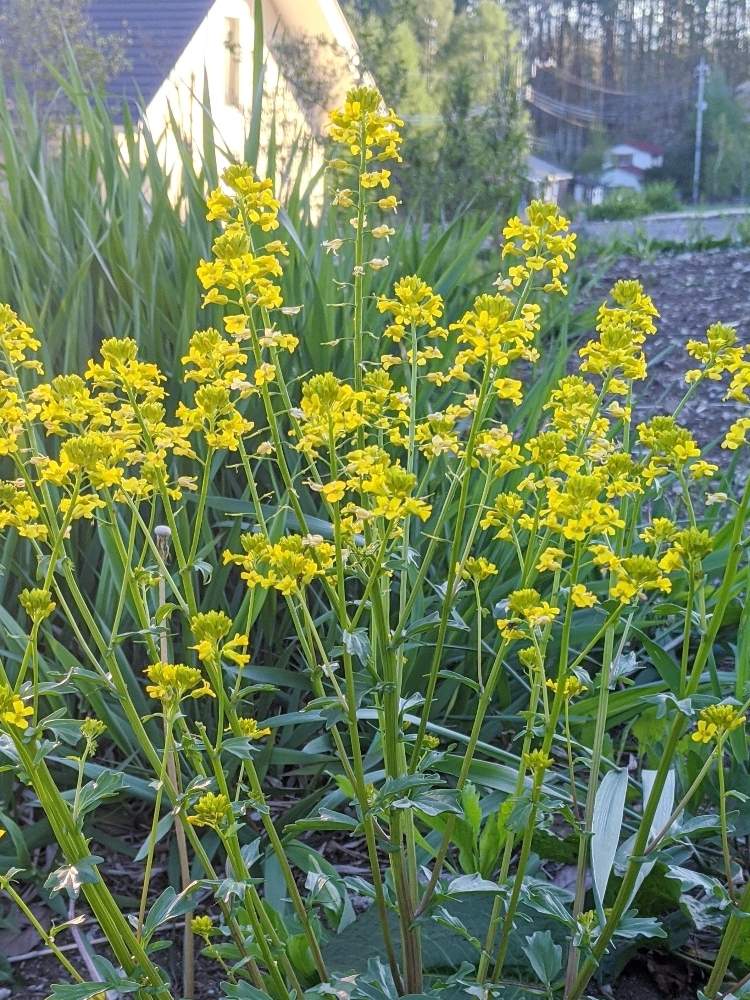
xmin=525 ymin=153 xmax=573 ymax=203
xmin=601 ymin=140 xmax=664 ymax=191
xmin=86 ymin=0 xmax=364 ymax=197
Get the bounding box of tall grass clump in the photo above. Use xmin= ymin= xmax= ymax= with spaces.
xmin=0 ymin=84 xmax=749 ymax=1000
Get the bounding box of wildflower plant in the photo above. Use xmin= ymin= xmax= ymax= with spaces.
xmin=0 ymin=86 xmax=748 ymax=1000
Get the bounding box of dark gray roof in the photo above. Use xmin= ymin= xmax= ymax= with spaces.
xmin=89 ymin=1 xmax=213 ymax=120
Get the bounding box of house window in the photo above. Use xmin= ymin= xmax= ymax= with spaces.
xmin=225 ymin=18 xmax=241 ymax=107
xmin=616 ymin=153 xmax=633 ymax=167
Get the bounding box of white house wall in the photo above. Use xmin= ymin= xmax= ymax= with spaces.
xmin=137 ymin=0 xmax=337 ymax=204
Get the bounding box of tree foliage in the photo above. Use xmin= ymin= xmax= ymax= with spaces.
xmin=343 ymin=0 xmax=529 ymax=218
xmin=0 ymin=0 xmax=128 ymax=110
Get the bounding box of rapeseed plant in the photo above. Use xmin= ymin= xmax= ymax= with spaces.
xmin=0 ymin=85 xmax=748 ymax=1000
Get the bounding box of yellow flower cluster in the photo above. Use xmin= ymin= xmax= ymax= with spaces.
xmin=637 ymin=416 xmax=716 ymax=482
xmin=187 ymin=791 xmax=232 ymax=830
xmin=0 ymin=687 xmax=34 ymax=730
xmin=144 ymin=663 xmax=214 ymax=707
xmin=19 ymin=588 xmax=55 ymax=625
xmin=328 ymin=86 xmax=403 ymax=167
xmin=685 ymin=322 xmax=745 ymax=384
xmin=691 ymin=703 xmax=746 ymax=744
xmin=461 ymin=556 xmax=498 ymax=584
xmin=497 ymin=588 xmax=560 ymax=637
xmin=190 ymin=611 xmax=250 ymax=669
xmin=293 ymin=373 xmax=365 ymax=456
xmin=546 ymin=675 xmax=587 ymax=699
xmin=543 ymin=473 xmax=624 ymax=542
xmin=0 ymin=303 xmax=43 ymax=380
xmin=579 ymin=280 xmax=658 ymax=382
xmin=450 ymin=294 xmax=540 ymax=381
xmin=377 ymin=275 xmax=444 ymax=342
xmin=343 ymin=447 xmax=431 ymax=526
xmin=590 ymin=550 xmax=672 ymax=603
xmin=501 ymin=201 xmax=576 ymax=295
xmin=223 ymin=533 xmax=335 ymax=597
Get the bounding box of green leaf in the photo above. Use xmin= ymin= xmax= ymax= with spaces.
xmin=341 ymin=627 xmax=371 ymax=665
xmin=75 ymin=770 xmax=124 ymax=819
xmin=591 ymin=768 xmax=628 ymax=918
xmin=142 ymin=883 xmax=200 ymax=944
xmin=445 ymin=874 xmax=500 ymax=895
xmin=49 ymin=982 xmax=140 ymax=1000
xmin=44 ymin=855 xmax=103 ymax=898
xmin=522 ymin=929 xmax=562 ymax=985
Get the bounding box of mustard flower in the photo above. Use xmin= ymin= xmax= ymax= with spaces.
xmin=691 ymin=704 xmax=746 ymax=744
xmin=19 ymin=588 xmax=55 ymax=625
xmin=187 ymin=792 xmax=232 ymax=830
xmin=144 ymin=663 xmax=214 ymax=707
xmin=547 ymin=675 xmax=587 ymax=700
xmin=236 ymin=717 xmax=272 ymax=740
xmin=0 ymin=687 xmax=34 ymax=731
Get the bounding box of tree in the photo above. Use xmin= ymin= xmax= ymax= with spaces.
xmin=0 ymin=0 xmax=128 ymax=110
xmin=343 ymin=0 xmax=528 ymax=218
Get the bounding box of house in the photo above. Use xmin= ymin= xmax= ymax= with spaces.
xmin=525 ymin=154 xmax=573 ymax=204
xmin=601 ymin=140 xmax=664 ymax=191
xmin=86 ymin=0 xmax=364 ymax=196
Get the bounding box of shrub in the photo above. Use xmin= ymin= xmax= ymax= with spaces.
xmin=0 ymin=86 xmax=749 ymax=1000
xmin=586 ymin=187 xmax=647 ymax=220
xmin=642 ymin=180 xmax=681 ymax=213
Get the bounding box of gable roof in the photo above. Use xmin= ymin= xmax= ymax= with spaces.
xmin=88 ymin=0 xmax=213 ymax=120
xmin=610 ymin=139 xmax=664 ymax=156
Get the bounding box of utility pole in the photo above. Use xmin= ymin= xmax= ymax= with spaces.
xmin=692 ymin=57 xmax=709 ymax=204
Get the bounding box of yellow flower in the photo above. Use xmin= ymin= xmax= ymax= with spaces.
xmin=609 ymin=556 xmax=672 ymax=603
xmin=191 ymin=915 xmax=216 ymax=939
xmin=723 ymin=417 xmax=750 ymax=451
xmin=144 ymin=663 xmax=214 ymax=706
xmin=328 ymin=86 xmax=403 ymax=168
xmin=190 ymin=611 xmax=250 ymax=668
xmin=461 ymin=556 xmax=498 ymax=584
xmin=536 ymin=547 xmax=565 ymax=573
xmin=691 ymin=704 xmax=745 ymax=744
xmin=546 ymin=675 xmax=586 ymax=699
xmin=321 ymin=480 xmax=346 ymax=504
xmin=236 ymin=717 xmax=271 ymax=740
xmin=579 ymin=280 xmax=658 ymax=381
xmin=254 ymin=363 xmax=276 ymax=387
xmin=570 ymin=584 xmax=597 ymax=608
xmin=501 ymin=202 xmax=576 ymax=295
xmin=494 ymin=377 xmax=523 ymax=405
xmin=377 ymin=276 xmax=443 ymax=329
xmin=523 ymin=748 xmax=554 ymax=776
xmin=685 ymin=322 xmax=745 ymax=384
xmin=0 ymin=687 xmax=34 ymax=730
xmin=187 ymin=792 xmax=232 ymax=830
xmin=19 ymin=588 xmax=55 ymax=625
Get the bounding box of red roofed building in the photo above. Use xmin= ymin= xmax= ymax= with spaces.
xmin=601 ymin=140 xmax=665 ymax=190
